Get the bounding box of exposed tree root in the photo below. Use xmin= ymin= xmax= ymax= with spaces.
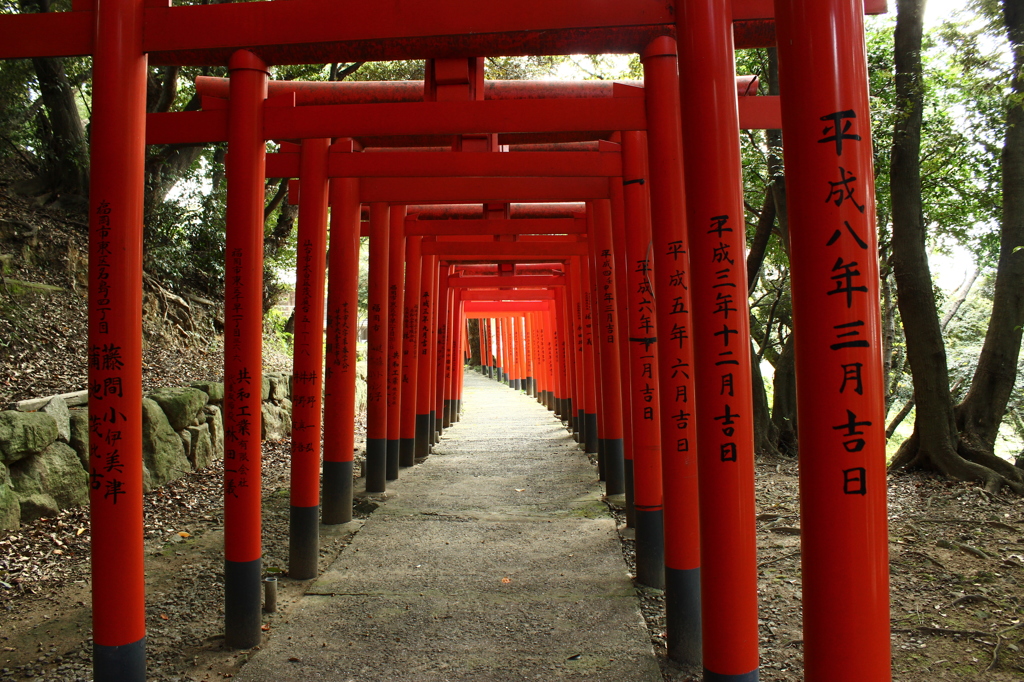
xmin=888 ymin=430 xmax=1024 ymax=495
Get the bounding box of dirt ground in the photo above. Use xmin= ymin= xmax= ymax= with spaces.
xmin=2 ymin=418 xmax=1023 ymax=681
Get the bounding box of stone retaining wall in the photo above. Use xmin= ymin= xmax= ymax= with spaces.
xmin=0 ymin=372 xmax=294 ymax=531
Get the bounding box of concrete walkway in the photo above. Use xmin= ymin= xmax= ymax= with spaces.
xmin=238 ymin=369 xmax=661 ymax=682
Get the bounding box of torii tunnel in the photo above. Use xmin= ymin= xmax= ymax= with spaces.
xmin=0 ymin=0 xmax=892 ymax=680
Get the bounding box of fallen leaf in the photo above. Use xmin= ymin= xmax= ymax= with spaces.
xmin=159 ymin=614 xmax=169 ymax=620
xmin=288 ymin=657 xmax=301 ymax=662
xmin=261 ymin=624 xmax=271 ymax=631
xmin=514 ymin=488 xmax=525 ymax=492
xmin=501 ymin=577 xmax=511 ymax=584
xmin=178 ymin=531 xmax=190 ymax=538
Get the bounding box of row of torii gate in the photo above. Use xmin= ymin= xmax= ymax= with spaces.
xmin=0 ymin=1 xmax=891 ymax=680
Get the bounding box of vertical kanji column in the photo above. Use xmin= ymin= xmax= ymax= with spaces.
xmin=775 ymin=2 xmax=891 ymax=679
xmin=676 ymin=3 xmax=760 ymax=675
xmin=621 ymin=132 xmax=665 ymax=590
xmin=591 ymin=201 xmax=626 ymax=496
xmin=323 ymin=175 xmax=361 ymax=525
xmin=642 ymin=40 xmax=702 ymax=666
xmin=223 ymin=50 xmax=268 ymax=650
xmin=399 ymin=235 xmax=423 ymax=467
xmin=386 ymin=206 xmax=407 ymax=480
xmin=288 ymin=137 xmax=329 ymax=579
xmin=366 ymin=202 xmax=390 ymax=492
xmin=415 ymin=247 xmax=438 ymax=458
xmin=88 ymin=0 xmax=146 ymax=675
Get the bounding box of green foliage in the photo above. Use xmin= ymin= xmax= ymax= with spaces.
xmin=144 ymin=149 xmax=226 ymax=297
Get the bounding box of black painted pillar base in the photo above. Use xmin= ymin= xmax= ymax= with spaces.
xmin=666 ymin=566 xmax=703 ymax=668
xmin=526 ymin=376 xmax=534 ymax=396
xmin=94 ymin=637 xmax=145 ymax=682
xmin=604 ymin=437 xmax=625 ymax=495
xmin=322 ymin=461 xmax=353 ymax=524
xmin=597 ymin=437 xmax=606 ymax=481
xmin=546 ymin=391 xmax=554 ymax=411
xmin=575 ymin=408 xmax=585 ymax=443
xmin=455 ymin=399 xmax=462 ymax=421
xmin=365 ymin=438 xmax=387 ymax=493
xmin=399 ymin=437 xmax=415 ymax=467
xmin=415 ymin=414 xmax=431 ymax=458
xmin=385 ymin=440 xmax=399 ymax=480
xmin=584 ymin=412 xmax=598 ymax=455
xmin=442 ymin=399 xmax=453 ymax=428
xmin=288 ymin=504 xmax=320 ymax=580
xmin=703 ymin=668 xmax=760 ymax=680
xmin=634 ymin=508 xmax=665 ymax=589
xmin=429 ymin=411 xmax=438 ymax=445
xmin=225 ymin=557 xmax=262 ymax=649
xmin=624 ymin=458 xmax=636 ymax=528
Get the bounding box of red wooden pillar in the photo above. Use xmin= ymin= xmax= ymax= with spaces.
xmin=399 ymin=235 xmax=423 ymax=467
xmin=590 ymin=201 xmax=626 ymax=496
xmin=541 ymin=307 xmax=556 ymax=408
xmin=676 ymin=4 xmax=760 ymax=675
xmin=365 ymin=202 xmax=390 ymax=492
xmin=553 ymin=288 xmax=571 ymax=420
xmin=775 ymin=3 xmax=891 ymax=679
xmin=445 ymin=287 xmax=462 ymax=424
xmin=222 ymin=50 xmax=268 ymax=650
xmin=567 ymin=259 xmax=586 ymax=442
xmin=478 ymin=319 xmax=489 ymax=377
xmin=386 ymin=206 xmax=407 ymax=480
xmin=88 ymin=0 xmax=147 ymax=674
xmin=611 ymin=177 xmax=638 ymax=531
xmin=577 ymin=251 xmax=598 ymax=454
xmin=642 ymin=41 xmax=703 ymax=665
xmin=288 ymin=137 xmax=329 ymax=579
xmin=515 ymin=315 xmax=527 ymax=391
xmin=525 ymin=313 xmax=536 ymax=397
xmin=620 ymin=132 xmax=665 ymax=590
xmin=323 ymin=175 xmax=361 ymax=524
xmin=435 ymin=266 xmax=451 ymax=434
xmin=415 ymin=247 xmax=438 ymax=457
xmin=455 ymin=295 xmax=466 ymax=418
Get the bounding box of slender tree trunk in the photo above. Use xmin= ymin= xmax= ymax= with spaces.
xmin=955 ymin=0 xmax=1024 ymax=454
xmin=770 ymin=334 xmax=798 ymax=456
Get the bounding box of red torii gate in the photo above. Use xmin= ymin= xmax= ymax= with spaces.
xmin=0 ymin=1 xmax=891 ymax=680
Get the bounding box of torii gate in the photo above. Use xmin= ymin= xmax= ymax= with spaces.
xmin=0 ymin=1 xmax=891 ymax=680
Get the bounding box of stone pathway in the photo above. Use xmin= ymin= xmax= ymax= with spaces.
xmin=237 ymin=369 xmax=661 ymax=682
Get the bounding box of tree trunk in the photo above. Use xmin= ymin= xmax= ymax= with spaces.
xmin=770 ymin=334 xmax=798 ymax=456
xmin=467 ymin=319 xmax=482 ymax=366
xmin=18 ymin=0 xmax=88 ymax=199
xmin=888 ymin=0 xmax=1023 ymax=493
xmin=955 ymin=0 xmax=1024 ymax=455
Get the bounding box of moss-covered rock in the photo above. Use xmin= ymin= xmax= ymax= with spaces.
xmin=68 ymin=408 xmax=89 ymax=470
xmin=187 ymin=423 xmax=214 ymax=470
xmin=146 ymin=387 xmax=209 ymax=432
xmin=0 ymin=465 xmax=21 ymax=530
xmin=141 ymin=398 xmax=190 ymax=488
xmin=0 ymin=410 xmax=58 ymax=464
xmin=9 ymin=442 xmax=87 ymax=521
xmin=190 ymin=381 xmax=224 ymax=404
